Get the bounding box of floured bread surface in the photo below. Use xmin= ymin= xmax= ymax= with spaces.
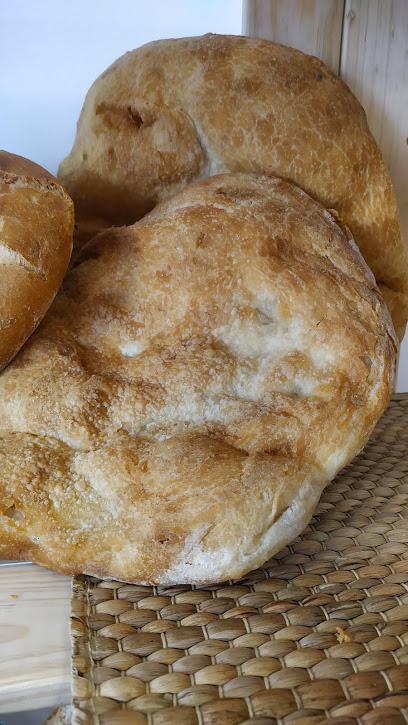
xmin=0 ymin=174 xmax=397 ymax=584
xmin=58 ymin=33 xmax=408 ymax=339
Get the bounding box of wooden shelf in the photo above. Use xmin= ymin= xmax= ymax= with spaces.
xmin=0 ymin=563 xmax=71 ymax=713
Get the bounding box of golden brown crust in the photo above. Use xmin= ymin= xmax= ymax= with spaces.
xmin=0 ymin=174 xmax=397 ymax=584
xmin=0 ymin=150 xmax=74 ymax=371
xmin=58 ymin=34 xmax=408 ymax=339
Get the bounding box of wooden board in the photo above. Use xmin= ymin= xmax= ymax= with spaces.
xmin=340 ymin=0 xmax=408 ymax=255
xmin=0 ymin=563 xmax=71 ymax=713
xmin=243 ymin=0 xmax=408 ymax=393
xmin=243 ymin=0 xmax=408 ymax=237
xmin=243 ymin=0 xmax=345 ymax=73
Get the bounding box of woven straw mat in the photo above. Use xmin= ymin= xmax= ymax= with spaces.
xmin=71 ymin=393 xmax=408 ymax=725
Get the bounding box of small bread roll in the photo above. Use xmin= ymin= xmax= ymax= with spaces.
xmin=0 ymin=174 xmax=396 ymax=584
xmin=0 ymin=151 xmax=74 ymax=371
xmin=58 ymin=34 xmax=408 ymax=339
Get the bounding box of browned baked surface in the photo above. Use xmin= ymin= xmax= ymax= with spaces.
xmin=69 ymin=398 xmax=408 ymax=724
xmin=0 ymin=174 xmax=397 ymax=584
xmin=58 ymin=34 xmax=408 ymax=339
xmin=0 ymin=150 xmax=74 ymax=371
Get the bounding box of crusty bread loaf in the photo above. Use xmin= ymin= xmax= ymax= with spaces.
xmin=0 ymin=174 xmax=396 ymax=584
xmin=0 ymin=151 xmax=74 ymax=371
xmin=58 ymin=34 xmax=408 ymax=340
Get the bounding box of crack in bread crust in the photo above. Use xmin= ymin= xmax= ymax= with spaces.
xmin=0 ymin=174 xmax=397 ymax=584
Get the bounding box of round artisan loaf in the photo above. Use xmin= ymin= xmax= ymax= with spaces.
xmin=0 ymin=151 xmax=74 ymax=371
xmin=58 ymin=33 xmax=408 ymax=339
xmin=0 ymin=174 xmax=397 ymax=584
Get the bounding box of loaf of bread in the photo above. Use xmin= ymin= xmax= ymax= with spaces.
xmin=58 ymin=34 xmax=408 ymax=340
xmin=0 ymin=174 xmax=396 ymax=584
xmin=0 ymin=151 xmax=74 ymax=371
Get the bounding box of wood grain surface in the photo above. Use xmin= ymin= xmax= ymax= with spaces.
xmin=243 ymin=0 xmax=408 ymax=392
xmin=243 ymin=0 xmax=408 ymax=241
xmin=340 ymin=0 xmax=408 ymax=252
xmin=0 ymin=563 xmax=71 ymax=713
xmin=243 ymin=0 xmax=345 ymax=73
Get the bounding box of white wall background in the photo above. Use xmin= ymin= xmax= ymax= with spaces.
xmin=1 ymin=0 xmax=406 ymax=390
xmin=1 ymin=0 xmax=242 ymax=172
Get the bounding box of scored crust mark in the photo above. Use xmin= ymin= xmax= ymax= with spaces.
xmin=58 ymin=33 xmax=408 ymax=339
xmin=0 ymin=245 xmax=47 ymax=281
xmin=0 ymin=173 xmax=396 ymax=584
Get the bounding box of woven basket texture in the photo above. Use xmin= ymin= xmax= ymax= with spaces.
xmin=71 ymin=394 xmax=408 ymax=725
